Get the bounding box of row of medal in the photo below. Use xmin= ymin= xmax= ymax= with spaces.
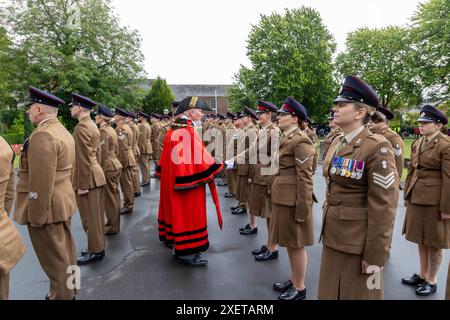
xmin=330 ymin=156 xmax=365 ymax=180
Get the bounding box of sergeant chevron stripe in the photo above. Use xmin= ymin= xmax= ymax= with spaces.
xmin=373 ymin=172 xmax=395 ymax=189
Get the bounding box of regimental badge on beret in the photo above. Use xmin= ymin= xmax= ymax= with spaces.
xmin=29 ymin=192 xmax=39 ymax=200
xmin=421 ymin=112 xmax=426 ymax=117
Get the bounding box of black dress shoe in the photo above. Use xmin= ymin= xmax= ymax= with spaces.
xmin=224 ymin=193 xmax=236 ymax=198
xmin=218 ymin=181 xmax=228 ymax=187
xmin=232 ymin=208 xmax=247 ymax=215
xmin=231 ymin=205 xmax=240 ymax=210
xmin=120 ymin=208 xmax=133 ymax=215
xmin=140 ymin=182 xmax=150 ymax=187
xmin=416 ymin=281 xmax=437 ymax=296
xmin=273 ymin=280 xmax=293 ymax=293
xmin=401 ymin=273 xmax=426 ymax=286
xmin=176 ymin=254 xmax=208 ymax=267
xmin=255 ymin=250 xmax=278 ymax=261
xmin=239 ymin=224 xmax=251 ymax=232
xmin=80 ymin=248 xmax=89 ymax=256
xmin=45 ymin=292 xmax=51 ymax=300
xmin=77 ymin=251 xmax=105 ymax=265
xmin=134 ymin=192 xmax=141 ymax=197
xmin=240 ymin=227 xmax=257 ymax=235
xmin=105 ymin=231 xmax=119 ymax=236
xmin=252 ymin=245 xmax=268 ymax=256
xmin=278 ymin=286 xmax=306 ymax=301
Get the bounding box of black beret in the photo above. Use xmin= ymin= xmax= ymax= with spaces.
xmin=278 ymin=96 xmax=308 ymax=121
xmin=27 ymin=86 xmax=65 ymax=108
xmin=70 ymin=93 xmax=97 ymax=110
xmin=334 ymin=75 xmax=379 ymax=109
xmin=138 ymin=111 xmax=150 ymax=119
xmin=151 ymin=113 xmax=164 ymax=120
xmin=418 ymin=105 xmax=448 ymax=125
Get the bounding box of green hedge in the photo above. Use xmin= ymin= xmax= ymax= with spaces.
xmin=0 ymin=133 xmax=25 ymax=144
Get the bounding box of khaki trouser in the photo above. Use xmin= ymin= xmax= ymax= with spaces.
xmin=120 ymin=166 xmax=135 ymax=211
xmin=0 ymin=271 xmax=9 ymax=300
xmin=104 ymin=169 xmax=122 ymax=234
xmin=132 ymin=164 xmax=140 ymax=193
xmin=139 ymin=154 xmax=151 ymax=185
xmin=28 ymin=220 xmax=77 ymax=300
xmin=76 ymin=187 xmax=106 ymax=253
xmin=227 ymin=169 xmax=237 ymax=194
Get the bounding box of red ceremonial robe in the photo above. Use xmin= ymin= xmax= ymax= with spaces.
xmin=157 ymin=119 xmax=223 ymax=256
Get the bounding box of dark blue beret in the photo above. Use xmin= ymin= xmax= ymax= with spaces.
xmin=70 ymin=93 xmax=97 ymax=110
xmin=334 ymin=75 xmax=379 ymax=109
xmin=27 ymin=86 xmax=65 ymax=108
xmin=418 ymin=105 xmax=448 ymax=125
xmin=278 ymin=96 xmax=308 ymax=121
xmin=127 ymin=111 xmax=137 ymax=118
xmin=114 ymin=107 xmax=129 ymax=117
xmin=96 ymin=105 xmax=114 ymax=118
xmin=375 ymin=106 xmax=395 ymax=121
xmin=256 ymin=100 xmax=278 ymax=114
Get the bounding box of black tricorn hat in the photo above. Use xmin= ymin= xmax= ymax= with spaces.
xmin=174 ymin=96 xmax=211 ymax=116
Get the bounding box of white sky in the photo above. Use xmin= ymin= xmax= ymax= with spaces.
xmin=111 ymin=0 xmax=423 ymax=84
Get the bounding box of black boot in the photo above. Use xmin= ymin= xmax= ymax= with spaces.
xmin=252 ymin=245 xmax=267 ymax=256
xmin=77 ymin=251 xmax=105 ymax=265
xmin=176 ymin=254 xmax=208 ymax=267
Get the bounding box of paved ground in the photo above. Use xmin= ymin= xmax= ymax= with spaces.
xmin=8 ymin=165 xmax=450 ymax=300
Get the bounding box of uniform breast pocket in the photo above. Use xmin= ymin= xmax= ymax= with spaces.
xmin=338 ymin=207 xmax=368 ymax=254
xmin=271 ymin=176 xmax=297 ymax=207
xmin=411 ymin=179 xmax=441 ymax=205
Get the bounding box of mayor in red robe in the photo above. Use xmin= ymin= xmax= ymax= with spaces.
xmin=157 ymin=96 xmax=223 ymax=266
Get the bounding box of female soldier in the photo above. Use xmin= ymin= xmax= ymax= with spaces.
xmin=318 ymin=75 xmax=399 ymax=299
xmin=401 ymin=105 xmax=450 ymax=296
xmin=270 ymin=97 xmax=315 ymax=300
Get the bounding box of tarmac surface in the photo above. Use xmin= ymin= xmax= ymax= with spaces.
xmin=8 ymin=165 xmax=450 ymax=300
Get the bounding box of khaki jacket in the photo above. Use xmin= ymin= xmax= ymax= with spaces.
xmin=129 ymin=122 xmax=140 ymax=158
xmin=321 ymin=127 xmax=399 ymax=266
xmin=115 ymin=122 xmax=136 ymax=168
xmin=250 ymin=123 xmax=279 ymax=186
xmin=270 ymin=128 xmax=315 ymax=221
xmin=99 ymin=124 xmax=123 ymax=173
xmin=72 ymin=116 xmax=106 ymax=190
xmin=14 ymin=118 xmax=77 ymax=226
xmin=372 ymin=127 xmax=404 ymax=180
xmin=404 ymin=133 xmax=450 ymax=213
xmin=235 ymin=124 xmax=258 ymax=177
xmin=0 ymin=137 xmax=26 ymax=274
xmin=138 ymin=122 xmax=153 ymax=155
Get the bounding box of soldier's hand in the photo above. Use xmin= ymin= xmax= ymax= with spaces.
xmin=78 ymin=189 xmax=89 ymax=195
xmin=361 ymin=260 xmax=383 ymax=274
xmin=441 ymin=213 xmax=450 ymax=220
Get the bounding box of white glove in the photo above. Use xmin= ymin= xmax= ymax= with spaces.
xmin=225 ymin=160 xmax=234 ymax=170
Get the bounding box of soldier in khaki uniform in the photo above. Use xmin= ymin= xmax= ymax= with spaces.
xmin=150 ymin=113 xmax=163 ymax=175
xmin=114 ymin=107 xmax=136 ymax=215
xmin=138 ymin=111 xmax=153 ymax=187
xmin=14 ymin=87 xmax=77 ymax=300
xmin=224 ymin=112 xmax=238 ymax=198
xmin=70 ymin=93 xmax=107 ymax=265
xmin=322 ymin=111 xmax=342 ymax=163
xmin=401 ymin=105 xmax=450 ymax=297
xmin=369 ymin=107 xmax=404 ymax=180
xmin=245 ymin=101 xmax=280 ymax=263
xmin=318 ymin=76 xmax=399 ymax=300
xmin=95 ymin=105 xmax=123 ymax=235
xmin=126 ymin=112 xmax=141 ymax=197
xmin=155 ymin=117 xmax=172 ymax=170
xmin=0 ymin=136 xmax=26 ymax=300
xmin=269 ymin=98 xmax=315 ymax=301
xmin=228 ymin=107 xmax=258 ymax=215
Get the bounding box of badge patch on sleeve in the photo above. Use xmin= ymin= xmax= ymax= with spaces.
xmin=373 ymin=172 xmax=395 ymax=189
xmin=296 ymin=157 xmax=310 ymax=165
xmin=29 ymin=192 xmax=39 ymax=200
xmin=393 ymin=148 xmax=403 ymax=157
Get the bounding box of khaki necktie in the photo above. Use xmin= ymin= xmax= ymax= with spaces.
xmin=420 ymin=138 xmax=428 ymax=152
xmin=335 ymin=136 xmax=347 ymax=154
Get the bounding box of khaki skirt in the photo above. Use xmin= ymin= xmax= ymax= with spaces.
xmin=269 ymin=203 xmax=314 ymax=248
xmin=249 ymin=184 xmax=268 ymax=218
xmin=318 ymin=246 xmax=384 ymax=300
xmin=403 ymin=203 xmax=450 ymax=249
xmin=236 ymin=175 xmax=250 ymax=204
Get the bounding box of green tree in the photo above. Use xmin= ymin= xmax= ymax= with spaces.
xmin=227 ymin=67 xmax=257 ymax=112
xmin=335 ymin=26 xmax=421 ymax=111
xmin=410 ymin=0 xmax=449 ymax=100
xmin=143 ymin=76 xmax=175 ymax=114
xmin=231 ymin=6 xmax=337 ymax=122
xmin=0 ymin=0 xmax=146 ymax=130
